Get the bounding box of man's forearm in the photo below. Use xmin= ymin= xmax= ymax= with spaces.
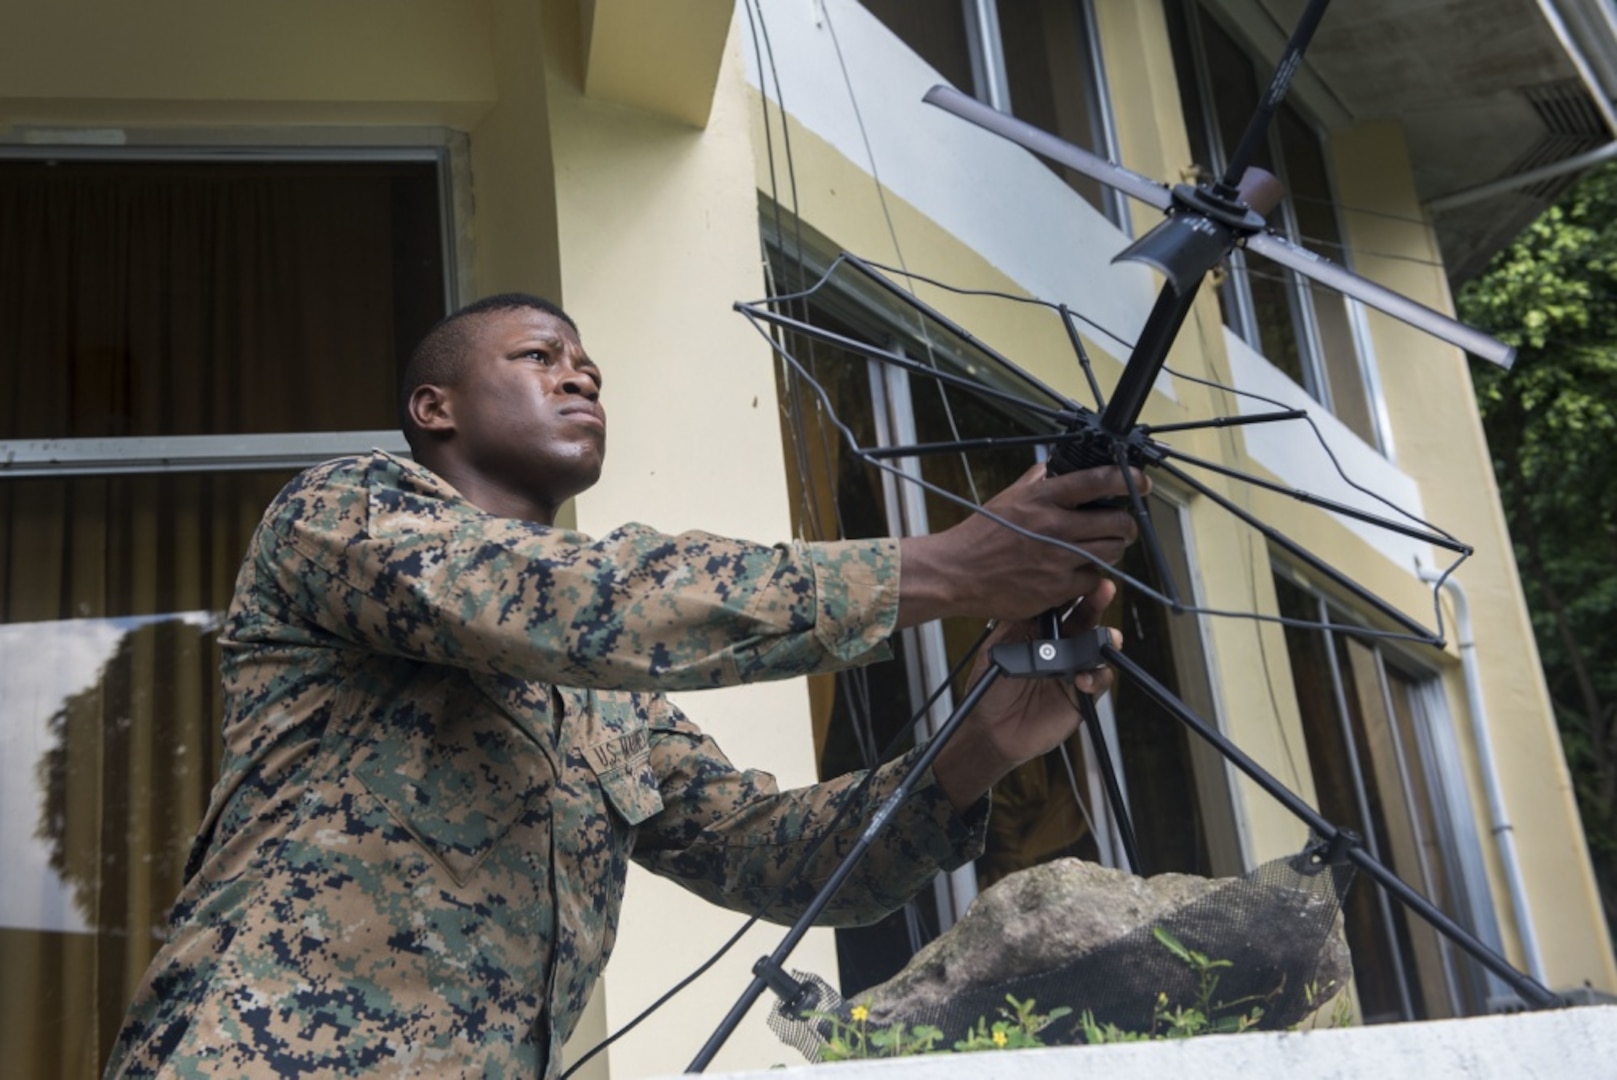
xmin=930 ymin=720 xmax=1013 ymax=811
xmin=894 ymin=533 xmax=971 ymax=630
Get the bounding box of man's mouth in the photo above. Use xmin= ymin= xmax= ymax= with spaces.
xmin=559 ymin=403 xmax=606 ymax=429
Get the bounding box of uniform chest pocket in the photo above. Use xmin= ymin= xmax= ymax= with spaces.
xmin=583 ymin=728 xmax=664 ymax=826
xmin=349 ymin=691 xmax=548 ymax=886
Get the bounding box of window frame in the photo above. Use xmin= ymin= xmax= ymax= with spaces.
xmin=0 ymin=138 xmax=465 ymax=477
xmin=1272 ymin=563 xmax=1505 ymax=1019
xmin=1169 ymin=0 xmax=1394 ymax=456
xmin=869 ymin=0 xmax=1130 ymax=231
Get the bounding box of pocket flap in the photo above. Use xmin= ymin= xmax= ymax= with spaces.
xmin=584 ymin=728 xmax=664 ymax=826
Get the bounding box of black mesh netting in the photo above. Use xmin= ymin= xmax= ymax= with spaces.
xmin=768 ymin=842 xmax=1354 ymax=1060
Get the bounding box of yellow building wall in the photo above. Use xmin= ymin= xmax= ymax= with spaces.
xmin=535 ymin=3 xmax=840 ymax=1076
xmin=1329 ymin=120 xmax=1616 ymax=991
xmin=0 ymin=0 xmax=495 ymax=129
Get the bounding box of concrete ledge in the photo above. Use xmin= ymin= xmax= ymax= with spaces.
xmin=580 ymin=0 xmax=733 ymax=127
xmin=666 ymin=1005 xmax=1617 ymax=1080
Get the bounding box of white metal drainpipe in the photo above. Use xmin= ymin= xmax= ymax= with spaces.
xmin=1421 ymin=570 xmax=1549 ymax=984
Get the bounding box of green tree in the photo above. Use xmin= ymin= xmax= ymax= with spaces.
xmin=1458 ymin=163 xmax=1617 ymax=934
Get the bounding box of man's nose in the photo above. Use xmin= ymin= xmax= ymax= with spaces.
xmin=558 ymin=362 xmax=599 ymax=399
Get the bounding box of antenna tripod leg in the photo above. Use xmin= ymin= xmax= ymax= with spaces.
xmin=689 ymin=627 xmax=1115 ymax=1072
xmin=1079 ymin=692 xmax=1143 ymax=875
xmin=1100 ymin=641 xmax=1564 ymax=1011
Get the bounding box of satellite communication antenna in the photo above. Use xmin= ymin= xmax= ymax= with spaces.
xmin=683 ymin=0 xmax=1557 ymax=1069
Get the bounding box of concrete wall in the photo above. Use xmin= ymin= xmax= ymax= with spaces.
xmin=660 ymin=1005 xmax=1617 ymax=1080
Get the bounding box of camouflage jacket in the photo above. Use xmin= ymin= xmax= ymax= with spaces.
xmin=106 ymin=451 xmax=986 ymax=1078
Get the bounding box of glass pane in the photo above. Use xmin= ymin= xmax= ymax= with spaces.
xmin=904 ymin=372 xmax=1113 ymax=890
xmin=1194 ymin=6 xmax=1269 ymax=174
xmin=858 ymin=0 xmax=975 ymax=91
xmin=1342 ymin=637 xmax=1453 ymax=1019
xmin=997 ymin=0 xmax=1111 ymax=214
xmin=1166 ymin=2 xmax=1304 ymax=371
xmin=0 ymin=160 xmax=446 ymax=439
xmin=1387 ymin=668 xmax=1481 ymax=1013
xmin=1276 ymin=106 xmax=1379 ymax=445
xmin=1312 ymin=282 xmax=1376 ymax=440
xmin=1246 ymin=251 xmax=1308 ymax=385
xmin=1108 ymin=502 xmax=1217 ymax=878
xmin=1273 ymin=574 xmax=1411 ymax=1022
xmin=1166 ymin=3 xmax=1376 ymax=431
xmin=766 ymin=295 xmax=947 ymax=997
xmin=0 ymin=470 xmax=296 ymax=1079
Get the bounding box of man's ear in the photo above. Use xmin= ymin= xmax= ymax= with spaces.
xmin=408 ymin=384 xmax=455 ymax=436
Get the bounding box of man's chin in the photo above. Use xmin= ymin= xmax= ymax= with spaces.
xmin=545 ymin=457 xmax=604 ymax=505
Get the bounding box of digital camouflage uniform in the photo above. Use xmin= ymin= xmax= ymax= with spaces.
xmin=106 ymin=451 xmax=986 ymax=1078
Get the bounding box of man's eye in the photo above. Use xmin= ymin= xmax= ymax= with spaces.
xmin=525 ymin=350 xmax=551 ymax=363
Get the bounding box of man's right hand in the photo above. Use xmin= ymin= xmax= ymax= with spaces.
xmin=894 ymin=463 xmax=1147 ymax=627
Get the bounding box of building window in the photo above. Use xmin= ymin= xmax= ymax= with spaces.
xmin=764 ymin=225 xmax=1237 ymax=998
xmin=859 ymin=0 xmax=1127 ymax=227
xmin=1274 ymin=571 xmax=1502 ymax=1022
xmin=1164 ymin=0 xmax=1384 ymax=449
xmin=0 ymin=152 xmax=451 ymax=1078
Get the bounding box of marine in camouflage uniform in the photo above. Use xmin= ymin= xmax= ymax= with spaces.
xmin=105 ymin=451 xmax=982 ymax=1077
xmin=105 ymin=294 xmax=1135 ymax=1078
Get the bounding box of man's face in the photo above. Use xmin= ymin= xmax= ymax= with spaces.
xmin=444 ymin=307 xmax=606 ymax=514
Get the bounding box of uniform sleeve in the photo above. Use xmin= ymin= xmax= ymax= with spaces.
xmin=630 ymin=695 xmax=988 ymax=927
xmin=233 ymin=454 xmax=900 ymax=691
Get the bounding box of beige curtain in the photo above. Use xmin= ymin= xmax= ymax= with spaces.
xmin=0 ymin=159 xmax=438 ymax=1078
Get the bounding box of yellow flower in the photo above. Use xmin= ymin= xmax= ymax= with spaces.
xmin=992 ymin=1029 xmax=1008 ymax=1048
xmin=850 ymin=1004 xmax=870 ymax=1023
xmin=1157 ymin=991 xmax=1169 ymax=1006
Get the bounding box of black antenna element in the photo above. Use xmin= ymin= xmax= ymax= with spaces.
xmin=688 ymin=1 xmax=1556 ymax=1069
xmin=1218 ymin=0 xmax=1331 ymax=191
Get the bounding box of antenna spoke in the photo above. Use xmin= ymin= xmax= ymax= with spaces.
xmin=863 ymin=432 xmax=1075 ymax=461
xmin=1156 ymin=459 xmax=1439 ymax=641
xmin=739 ymin=304 xmax=1073 ymax=421
xmin=1142 ymin=409 xmax=1307 ymax=435
xmin=1156 ymin=445 xmax=1471 ymax=554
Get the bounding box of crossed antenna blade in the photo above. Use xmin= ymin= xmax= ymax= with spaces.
xmin=922 ymin=85 xmax=1171 ymax=212
xmin=921 ymin=84 xmax=1516 ymax=370
xmin=1245 ymin=234 xmax=1513 ymax=367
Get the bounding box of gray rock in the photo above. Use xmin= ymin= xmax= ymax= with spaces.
xmin=860 ymin=857 xmax=1351 ymax=1034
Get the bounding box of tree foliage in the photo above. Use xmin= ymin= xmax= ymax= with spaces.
xmin=1457 ymin=164 xmax=1617 ymax=933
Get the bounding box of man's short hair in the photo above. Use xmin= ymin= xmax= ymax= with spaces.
xmin=400 ymin=293 xmax=578 ymax=452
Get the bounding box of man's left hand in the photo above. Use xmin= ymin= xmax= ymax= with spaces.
xmin=931 ymin=580 xmax=1120 ymax=811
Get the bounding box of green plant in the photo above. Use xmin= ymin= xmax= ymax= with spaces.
xmin=1079 ymin=927 xmax=1268 ymax=1043
xmin=951 ymin=995 xmax=1072 ymax=1052
xmin=1299 ymin=977 xmax=1354 ymax=1030
xmin=805 ymin=925 xmax=1334 ymax=1058
xmin=808 ymin=995 xmax=1068 ymax=1060
xmin=806 ymin=1001 xmax=945 ymax=1062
